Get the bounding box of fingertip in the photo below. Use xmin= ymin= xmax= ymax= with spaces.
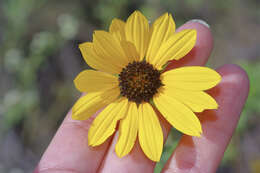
xmin=215 ymin=64 xmax=250 ymax=105
xmin=187 ymin=19 xmax=210 ymax=28
xmin=217 ymin=64 xmax=250 ymax=92
xmin=178 ymin=19 xmax=214 ymax=57
xmin=165 ymin=19 xmax=214 ymax=70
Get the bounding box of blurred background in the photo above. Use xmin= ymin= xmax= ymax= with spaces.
xmin=0 ymin=0 xmax=259 ymax=172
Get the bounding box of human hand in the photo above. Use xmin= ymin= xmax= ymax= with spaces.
xmin=34 ymin=20 xmax=249 ymax=173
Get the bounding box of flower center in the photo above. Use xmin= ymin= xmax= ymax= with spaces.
xmin=118 ymin=61 xmax=162 ymax=104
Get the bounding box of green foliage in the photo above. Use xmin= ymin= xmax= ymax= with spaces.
xmin=240 ymin=62 xmax=260 ymax=113
xmin=236 ymin=62 xmax=260 ymax=133
xmin=0 ymin=0 xmax=79 ymax=137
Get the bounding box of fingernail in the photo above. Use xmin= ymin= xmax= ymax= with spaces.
xmin=188 ymin=19 xmax=210 ymax=28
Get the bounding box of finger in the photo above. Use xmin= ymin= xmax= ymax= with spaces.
xmin=162 ymin=64 xmax=249 ymax=173
xmin=165 ymin=19 xmax=213 ymax=70
xmin=98 ymin=20 xmax=214 ymax=173
xmin=34 ymin=109 xmax=112 ymax=173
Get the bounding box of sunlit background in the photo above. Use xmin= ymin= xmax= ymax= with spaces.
xmin=0 ymin=0 xmax=259 ymax=172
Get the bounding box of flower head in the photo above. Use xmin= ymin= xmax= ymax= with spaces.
xmin=72 ymin=11 xmax=221 ymax=162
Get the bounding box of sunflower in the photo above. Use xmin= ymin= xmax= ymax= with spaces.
xmin=72 ymin=11 xmax=221 ymax=162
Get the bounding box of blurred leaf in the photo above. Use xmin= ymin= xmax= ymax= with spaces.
xmin=30 ymin=32 xmax=57 ymax=54
xmin=58 ymin=14 xmax=79 ymax=40
xmin=2 ymin=90 xmax=38 ymax=130
xmin=240 ymin=62 xmax=260 ymax=113
xmin=4 ymin=48 xmax=24 ymax=73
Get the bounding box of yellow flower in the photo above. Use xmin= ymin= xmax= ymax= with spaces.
xmin=72 ymin=11 xmax=221 ymax=162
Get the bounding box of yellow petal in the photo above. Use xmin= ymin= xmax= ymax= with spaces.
xmin=74 ymin=70 xmax=118 ymax=92
xmin=146 ymin=13 xmax=175 ymax=64
xmin=153 ymin=89 xmax=202 ymax=136
xmin=138 ymin=103 xmax=163 ymax=162
xmin=163 ymin=87 xmax=218 ymax=112
xmin=162 ymin=66 xmax=222 ymax=91
xmin=72 ymin=87 xmax=120 ymax=120
xmin=109 ymin=18 xmax=126 ymax=40
xmin=93 ymin=31 xmax=129 ymax=71
xmin=153 ymin=29 xmax=197 ymax=69
xmin=120 ymin=41 xmax=139 ymax=62
xmin=125 ymin=11 xmax=149 ymax=61
xmin=115 ymin=102 xmax=138 ymax=157
xmin=88 ymin=98 xmax=129 ymax=146
xmin=79 ymin=42 xmax=121 ymax=74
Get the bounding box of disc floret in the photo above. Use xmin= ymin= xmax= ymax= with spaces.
xmin=118 ymin=61 xmax=163 ymax=104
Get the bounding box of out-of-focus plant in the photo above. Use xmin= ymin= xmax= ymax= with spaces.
xmin=237 ymin=62 xmax=260 ymax=132
xmin=1 ymin=0 xmax=44 ymax=132
xmin=0 ymin=0 xmax=80 ymax=139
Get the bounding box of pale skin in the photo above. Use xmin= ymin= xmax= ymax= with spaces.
xmin=34 ymin=21 xmax=249 ymax=173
